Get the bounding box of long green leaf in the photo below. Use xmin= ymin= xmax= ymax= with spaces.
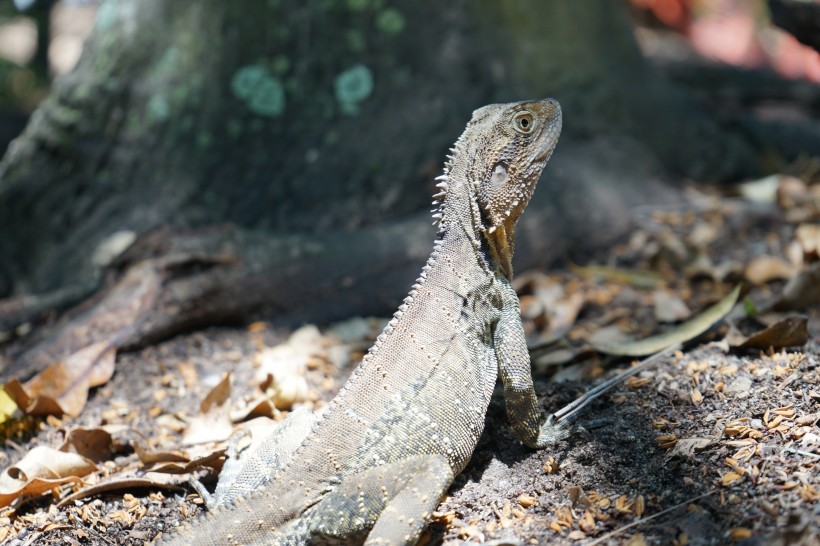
xmin=592 ymin=286 xmax=741 ymax=356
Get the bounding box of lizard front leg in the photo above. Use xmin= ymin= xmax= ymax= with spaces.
xmin=494 ymin=279 xmax=570 ymax=449
xmin=269 ymin=454 xmax=453 ymax=546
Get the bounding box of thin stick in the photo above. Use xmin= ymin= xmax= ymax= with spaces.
xmin=550 ymin=343 xmax=681 ymax=423
xmin=587 ymin=491 xmax=714 ymax=545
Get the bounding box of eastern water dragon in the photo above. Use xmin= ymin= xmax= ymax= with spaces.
xmin=158 ymin=98 xmax=564 ymax=545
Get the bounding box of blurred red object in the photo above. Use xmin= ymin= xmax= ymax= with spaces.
xmin=632 ymin=0 xmax=692 ymax=29
xmin=629 ymin=0 xmax=820 ymax=82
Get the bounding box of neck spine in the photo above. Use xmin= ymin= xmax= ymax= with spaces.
xmin=430 ymin=137 xmax=484 ymax=251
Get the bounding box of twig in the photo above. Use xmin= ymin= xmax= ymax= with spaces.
xmin=550 ymin=344 xmax=681 ymax=424
xmin=755 ymin=443 xmax=820 ymax=460
xmin=586 ymin=491 xmax=714 ymax=545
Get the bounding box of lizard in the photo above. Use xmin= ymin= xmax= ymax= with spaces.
xmin=157 ymin=97 xmax=563 ymax=546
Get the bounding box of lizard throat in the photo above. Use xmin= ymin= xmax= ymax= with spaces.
xmin=484 ymin=223 xmax=514 ymax=280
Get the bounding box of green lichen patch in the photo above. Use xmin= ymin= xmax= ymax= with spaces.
xmin=376 ymin=8 xmax=405 ymax=34
xmin=231 ymin=65 xmax=286 ymax=118
xmin=334 ymin=64 xmax=373 ymax=116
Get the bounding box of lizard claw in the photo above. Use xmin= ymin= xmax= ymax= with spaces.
xmin=189 ymin=476 xmax=215 ymax=510
xmin=188 ymin=430 xmax=254 ymax=511
xmin=534 ymin=413 xmax=573 ymax=446
xmin=226 ymin=429 xmax=253 ymax=459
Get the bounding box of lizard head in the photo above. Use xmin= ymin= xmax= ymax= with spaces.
xmin=465 ymin=98 xmax=562 ymax=279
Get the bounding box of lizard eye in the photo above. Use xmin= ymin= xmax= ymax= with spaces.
xmin=512 ymin=111 xmax=535 ymax=134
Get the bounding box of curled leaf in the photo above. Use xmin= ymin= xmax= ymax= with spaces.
xmin=0 ymin=446 xmax=95 ymax=507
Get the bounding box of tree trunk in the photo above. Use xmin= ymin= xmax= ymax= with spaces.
xmin=0 ymin=0 xmax=799 ymax=378
xmin=0 ymin=0 xmax=766 ymax=295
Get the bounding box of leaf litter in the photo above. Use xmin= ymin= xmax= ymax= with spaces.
xmin=0 ymin=174 xmax=817 ymax=544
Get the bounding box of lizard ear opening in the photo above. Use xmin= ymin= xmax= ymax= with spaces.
xmin=490 ymin=163 xmax=508 ymax=191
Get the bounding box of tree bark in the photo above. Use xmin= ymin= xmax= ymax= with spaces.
xmin=0 ymin=0 xmax=767 ymax=296
xmin=0 ymin=0 xmax=802 ymax=378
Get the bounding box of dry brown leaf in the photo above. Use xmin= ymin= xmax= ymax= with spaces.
xmin=777 ymin=175 xmax=811 ymax=207
xmin=3 ymin=342 xmax=116 ymax=417
xmin=656 ymin=434 xmax=678 ymax=449
xmin=744 ymin=255 xmax=795 ymax=285
xmin=626 ymin=533 xmax=648 ymax=546
xmin=518 ymin=494 xmax=537 ymax=508
xmin=543 ymin=456 xmax=560 ymax=474
xmin=146 ymin=447 xmax=226 ymax=475
xmin=134 ymin=443 xmax=189 ymax=466
xmin=721 ymin=472 xmax=744 ymax=486
xmin=0 ymin=446 xmax=96 ymax=487
xmin=0 ymin=446 xmax=95 ymax=507
xmin=0 ymin=475 xmax=83 ymax=508
xmin=177 ymin=361 xmax=198 ymax=389
xmin=198 ymin=373 xmax=231 ymax=414
xmin=59 ymin=428 xmax=114 ymax=462
xmin=739 ymin=175 xmax=780 ymax=204
xmin=522 ymin=279 xmax=586 ymax=340
xmin=588 ymin=325 xmax=632 ymax=348
xmin=579 ymin=509 xmax=596 ymax=532
xmin=254 ymin=326 xmax=322 ymax=410
xmin=183 ymin=373 xmax=234 ymax=446
xmin=635 ymin=495 xmax=645 ymax=517
xmin=653 ymin=290 xmax=691 ymax=323
xmin=230 ymin=394 xmax=278 ymax=423
xmin=735 ymin=316 xmax=809 ymax=350
xmin=615 ymin=494 xmax=633 ymax=514
xmin=57 ymin=477 xmax=184 ymax=508
xmin=568 ymin=486 xmax=587 ymax=507
xmin=795 ymin=223 xmax=820 ymax=261
xmin=665 ymin=437 xmax=714 ymax=460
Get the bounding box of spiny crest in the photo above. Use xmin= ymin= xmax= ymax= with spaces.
xmin=430 ymin=140 xmax=466 ymax=232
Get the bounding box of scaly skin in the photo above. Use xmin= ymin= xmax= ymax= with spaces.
xmin=157 ymin=98 xmax=562 ymax=546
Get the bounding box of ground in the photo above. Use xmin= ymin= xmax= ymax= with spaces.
xmin=0 ymin=179 xmax=818 ymax=545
